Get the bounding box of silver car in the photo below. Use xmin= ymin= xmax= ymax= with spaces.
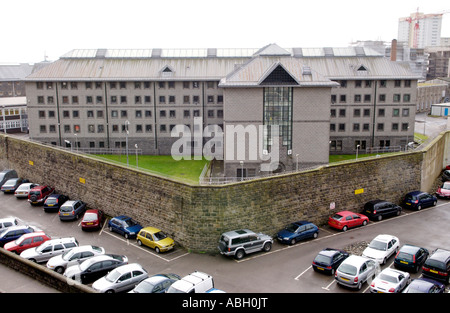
xmin=46 ymin=245 xmax=105 ymax=274
xmin=92 ymin=263 xmax=148 ymax=293
xmin=335 ymin=255 xmax=379 ymax=290
xmin=20 ymin=237 xmax=78 ymax=263
xmin=370 ymin=268 xmax=411 ymax=293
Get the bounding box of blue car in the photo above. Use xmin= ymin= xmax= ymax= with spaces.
xmin=108 ymin=215 xmax=143 ymax=239
xmin=277 ymin=221 xmax=319 ymax=245
xmin=312 ymin=248 xmax=349 ymax=275
xmin=403 ymin=278 xmax=445 ymax=293
xmin=0 ymin=225 xmax=37 ymax=247
xmin=402 ymin=191 xmax=437 ymax=211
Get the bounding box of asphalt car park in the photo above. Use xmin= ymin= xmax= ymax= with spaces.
xmin=0 ymin=187 xmax=449 ymax=293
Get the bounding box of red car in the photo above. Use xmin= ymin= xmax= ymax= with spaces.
xmin=328 ymin=210 xmax=369 ymax=231
xmin=3 ymin=232 xmax=51 ymax=254
xmin=81 ymin=209 xmax=104 ymax=231
xmin=436 ymin=181 xmax=450 ymax=199
xmin=28 ymin=185 xmax=55 ymax=205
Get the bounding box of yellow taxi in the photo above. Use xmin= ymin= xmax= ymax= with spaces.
xmin=136 ymin=227 xmax=175 ymax=253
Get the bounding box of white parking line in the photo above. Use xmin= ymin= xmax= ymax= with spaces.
xmin=294 ymin=266 xmax=312 ymax=280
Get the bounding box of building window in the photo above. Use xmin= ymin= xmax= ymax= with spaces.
xmin=353 ymin=123 xmax=360 ymax=132
xmin=393 ymin=94 xmax=401 ymax=102
xmin=392 ymin=123 xmax=399 ymax=131
xmin=402 ymin=108 xmax=410 ymax=117
xmin=263 ymin=87 xmax=293 ymax=149
xmin=378 ymin=108 xmax=385 ymax=117
xmin=379 ymin=94 xmax=386 ymax=102
xmin=377 ymin=123 xmax=384 ymax=131
xmin=403 ymin=94 xmax=411 ymax=102
xmin=353 ymin=109 xmax=361 ymax=117
xmin=354 ymin=95 xmax=361 ymax=102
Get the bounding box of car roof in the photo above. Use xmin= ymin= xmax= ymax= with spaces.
xmin=343 ymin=255 xmax=370 ymax=266
xmin=335 ymin=211 xmax=357 ymax=216
xmin=112 ymin=263 xmax=143 ymax=274
xmin=319 ymin=248 xmax=344 ymax=257
xmin=372 ymin=234 xmax=397 ymax=243
xmin=141 ymin=226 xmax=161 ymax=233
xmin=406 ymin=190 xmax=426 ymax=196
xmin=222 ymin=229 xmax=254 ymax=237
xmin=379 ymin=267 xmax=405 ymax=277
xmin=292 ymin=221 xmax=314 ymax=226
xmin=430 ymin=249 xmax=450 ymax=262
xmin=0 ymin=217 xmax=17 ymax=222
xmin=31 ymin=185 xmax=48 ymax=190
xmin=61 ymin=200 xmax=77 ymax=205
xmin=114 ymin=215 xmax=131 ymax=221
xmin=43 ymin=237 xmax=76 ymax=244
xmin=399 ymin=244 xmax=421 ymax=254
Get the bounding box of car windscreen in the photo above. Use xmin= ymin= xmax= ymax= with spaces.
xmin=314 ymin=254 xmax=332 ymax=265
xmin=59 ymin=206 xmax=73 ymax=212
xmin=284 ymin=223 xmax=298 ymax=232
xmin=124 ymin=219 xmax=138 ymax=227
xmin=397 ymin=252 xmax=414 ymax=261
xmin=405 ymin=195 xmax=417 ymax=201
xmin=29 ymin=190 xmax=41 ymax=196
xmin=338 ymin=264 xmax=357 ymax=276
xmin=331 ymin=214 xmax=344 ymax=221
xmin=45 ymin=197 xmax=58 ymax=204
xmin=425 ymin=259 xmax=445 ymax=270
xmin=368 ymin=240 xmax=387 ymax=251
xmin=133 ymin=280 xmax=155 ymax=293
xmin=153 ymin=231 xmax=167 ymax=241
xmin=377 ymin=273 xmax=398 ymax=283
xmin=83 ymin=213 xmax=97 ymax=222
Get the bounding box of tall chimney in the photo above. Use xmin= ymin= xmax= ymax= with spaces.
xmin=391 ymin=39 xmax=397 ymax=61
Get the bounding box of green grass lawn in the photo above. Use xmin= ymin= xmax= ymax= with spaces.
xmin=93 ymin=154 xmax=209 ymax=184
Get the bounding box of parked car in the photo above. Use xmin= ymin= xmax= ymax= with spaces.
xmin=276 ymin=221 xmax=319 ymax=245
xmin=311 ymin=248 xmax=349 ymax=275
xmin=327 ymin=211 xmax=369 ymax=232
xmin=369 ymin=268 xmax=411 ymax=293
xmin=81 ymin=209 xmax=104 ymax=231
xmin=0 ymin=169 xmax=18 ymax=187
xmin=441 ymin=169 xmax=450 ymax=182
xmin=403 ymin=278 xmax=446 ymax=293
xmin=394 ymin=244 xmax=429 ymax=273
xmin=167 ymin=271 xmax=215 ymax=293
xmin=218 ymin=229 xmax=273 ymax=260
xmin=46 ymin=245 xmax=105 ymax=274
xmin=64 ymin=254 xmax=128 ymax=284
xmin=108 ymin=215 xmax=143 ymax=239
xmin=0 ymin=225 xmax=38 ymax=247
xmin=28 ymin=185 xmax=55 ymax=205
xmin=402 ymin=191 xmax=437 ymax=211
xmin=136 ymin=227 xmax=175 ymax=253
xmin=436 ymin=181 xmax=450 ymax=199
xmin=43 ymin=194 xmax=69 ymax=213
xmin=0 ymin=217 xmax=18 ymax=231
xmin=1 ymin=178 xmax=28 ymax=193
xmin=20 ymin=237 xmax=79 ymax=263
xmin=92 ymin=263 xmax=148 ymax=293
xmin=129 ymin=273 xmax=181 ymax=293
xmin=58 ymin=200 xmax=87 ymax=221
xmin=3 ymin=232 xmax=51 ymax=254
xmin=422 ymin=248 xmax=450 ymax=284
xmin=335 ymin=255 xmax=378 ymax=290
xmin=14 ymin=183 xmax=39 ymax=198
xmin=363 ymin=200 xmax=402 ymax=221
xmin=362 ymin=234 xmax=400 ymax=265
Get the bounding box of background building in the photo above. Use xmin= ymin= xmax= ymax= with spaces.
xmin=398 ymin=11 xmax=444 ymax=49
xmin=0 ymin=63 xmax=33 ymax=97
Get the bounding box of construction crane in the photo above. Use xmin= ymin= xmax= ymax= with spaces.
xmin=406 ymin=8 xmax=450 ymax=48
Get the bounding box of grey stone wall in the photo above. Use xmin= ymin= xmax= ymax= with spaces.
xmin=0 ymin=134 xmax=429 ymax=253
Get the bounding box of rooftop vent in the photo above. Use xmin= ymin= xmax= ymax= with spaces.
xmin=302 ymin=66 xmax=312 ymax=75
xmin=207 ymin=48 xmax=217 ymax=57
xmin=324 ymin=47 xmax=334 ymax=56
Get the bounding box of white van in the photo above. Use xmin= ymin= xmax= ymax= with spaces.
xmin=166 ymin=271 xmax=214 ymax=293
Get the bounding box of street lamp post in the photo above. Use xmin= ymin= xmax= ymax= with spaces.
xmin=135 ymin=144 xmax=139 ymax=168
xmin=296 ymin=154 xmax=299 ymax=171
xmin=356 ymin=144 xmax=360 ymax=160
xmin=240 ymin=161 xmax=244 ymax=181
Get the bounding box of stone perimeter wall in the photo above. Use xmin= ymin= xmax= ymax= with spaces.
xmin=0 ymin=133 xmax=445 ymax=253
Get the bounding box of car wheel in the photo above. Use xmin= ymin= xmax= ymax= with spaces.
xmin=382 ymin=257 xmax=387 ymax=265
xmin=106 ymin=289 xmax=115 ymax=293
xmin=137 ymin=239 xmax=142 ymax=246
xmin=330 ymin=268 xmax=335 ymax=276
xmin=414 ymin=265 xmax=419 ymax=273
xmin=263 ymin=242 xmax=272 ymax=252
xmin=433 ymin=200 xmax=437 ymax=206
xmin=155 ymin=247 xmax=160 ymax=253
xmin=356 ymin=281 xmax=362 ymax=290
xmin=235 ymin=249 xmax=245 ymax=260
xmin=55 ymin=267 xmax=64 ymax=274
xmin=342 ymin=225 xmax=348 ymax=232
xmin=396 ymin=209 xmax=401 ymax=216
xmin=124 ymin=233 xmax=129 ymax=239
xmin=108 ymin=226 xmax=113 ymax=232
xmin=313 ymin=232 xmax=318 ymax=239
xmin=362 ymin=220 xmax=368 ymax=226
xmin=377 ymin=215 xmax=382 ymax=221
xmin=417 ymin=205 xmax=422 ymax=211
xmin=290 ymin=238 xmax=296 ymax=245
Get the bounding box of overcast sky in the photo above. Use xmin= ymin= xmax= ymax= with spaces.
xmin=1 ymin=0 xmax=449 ymax=64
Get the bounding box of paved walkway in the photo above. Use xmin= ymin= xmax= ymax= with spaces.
xmin=0 ymin=263 xmax=58 ymax=293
